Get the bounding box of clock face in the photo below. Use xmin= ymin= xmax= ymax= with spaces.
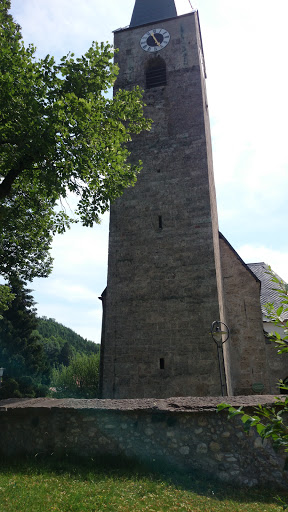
xmin=140 ymin=29 xmax=170 ymax=52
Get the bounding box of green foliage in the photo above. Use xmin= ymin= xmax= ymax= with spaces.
xmin=0 ymin=284 xmax=100 ymax=398
xmin=0 ymin=1 xmax=151 ymax=280
xmin=38 ymin=319 xmax=100 ymax=398
xmin=0 ymin=376 xmax=48 ymax=400
xmin=40 ymin=335 xmax=63 ymax=368
xmin=51 ymin=353 xmax=100 ymax=398
xmin=218 ymin=399 xmax=288 ymax=451
xmin=0 ymin=182 xmax=60 ymax=281
xmin=0 ymin=277 xmax=50 ymax=398
xmin=264 ymin=267 xmax=288 ymax=355
xmin=0 ymin=283 xmax=14 ymax=319
xmin=36 ymin=316 xmax=99 ymax=368
xmin=37 ymin=316 xmax=99 ymax=355
xmin=58 ymin=341 xmax=72 ymax=367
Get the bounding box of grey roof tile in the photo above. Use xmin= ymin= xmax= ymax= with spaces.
xmin=247 ymin=262 xmax=288 ymax=321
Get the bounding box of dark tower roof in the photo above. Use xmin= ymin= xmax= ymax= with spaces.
xmin=130 ymin=0 xmax=177 ymax=28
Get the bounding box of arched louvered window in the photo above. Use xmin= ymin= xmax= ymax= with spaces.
xmin=145 ymin=57 xmax=167 ymax=89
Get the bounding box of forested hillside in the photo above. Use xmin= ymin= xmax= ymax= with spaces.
xmin=37 ymin=316 xmax=100 ymax=368
xmin=0 ymin=279 xmax=100 ymax=399
xmin=0 ymin=279 xmax=51 ymax=398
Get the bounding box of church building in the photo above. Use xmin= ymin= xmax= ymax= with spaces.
xmin=99 ymin=0 xmax=284 ymax=399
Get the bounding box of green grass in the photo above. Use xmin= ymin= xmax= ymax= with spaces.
xmin=0 ymin=455 xmax=285 ymax=512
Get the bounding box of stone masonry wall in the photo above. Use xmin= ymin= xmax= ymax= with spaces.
xmin=102 ymin=12 xmax=227 ymax=399
xmin=0 ymin=396 xmax=287 ymax=489
xmin=219 ymin=235 xmax=271 ymax=395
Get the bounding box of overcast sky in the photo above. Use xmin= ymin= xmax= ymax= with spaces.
xmin=8 ymin=0 xmax=288 ymax=342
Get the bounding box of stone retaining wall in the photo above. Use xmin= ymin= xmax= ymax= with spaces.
xmin=0 ymin=396 xmax=287 ymax=489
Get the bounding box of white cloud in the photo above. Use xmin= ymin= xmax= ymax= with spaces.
xmin=175 ymin=0 xmax=192 ymax=15
xmin=237 ymin=244 xmax=288 ymax=283
xmin=201 ymin=0 xmax=288 ymax=261
xmin=40 ymin=280 xmax=99 ymax=303
xmin=51 ymin=215 xmax=109 ymax=271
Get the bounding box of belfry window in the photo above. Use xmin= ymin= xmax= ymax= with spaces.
xmin=146 ymin=57 xmax=167 ymax=89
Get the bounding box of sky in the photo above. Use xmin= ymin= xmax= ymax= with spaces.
xmin=8 ymin=0 xmax=288 ymax=342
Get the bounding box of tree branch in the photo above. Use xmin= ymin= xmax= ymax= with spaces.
xmin=0 ymin=166 xmax=23 ymax=199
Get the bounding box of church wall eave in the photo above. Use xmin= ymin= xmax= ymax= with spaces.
xmin=219 ymin=232 xmax=261 ymax=285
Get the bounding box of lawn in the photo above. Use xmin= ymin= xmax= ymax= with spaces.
xmin=0 ymin=455 xmax=285 ymax=512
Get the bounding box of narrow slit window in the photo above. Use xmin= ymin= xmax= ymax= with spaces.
xmin=158 ymin=215 xmax=163 ymax=229
xmin=160 ymin=358 xmax=165 ymax=370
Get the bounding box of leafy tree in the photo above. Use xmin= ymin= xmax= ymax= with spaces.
xmin=264 ymin=269 xmax=288 ymax=356
xmin=41 ymin=335 xmax=62 ymax=368
xmin=58 ymin=341 xmax=73 ymax=367
xmin=0 ymin=183 xmax=58 ymax=281
xmin=0 ymin=0 xmax=151 ymax=280
xmin=0 ymin=277 xmax=50 ymax=398
xmin=51 ymin=353 xmax=100 ymax=398
xmin=0 ymin=283 xmax=14 ymax=319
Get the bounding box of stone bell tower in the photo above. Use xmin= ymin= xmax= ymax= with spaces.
xmin=100 ymin=0 xmax=232 ymax=399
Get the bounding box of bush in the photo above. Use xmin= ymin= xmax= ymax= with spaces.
xmin=50 ymin=353 xmax=100 ymax=398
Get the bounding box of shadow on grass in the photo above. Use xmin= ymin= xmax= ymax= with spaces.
xmin=0 ymin=453 xmax=285 ymax=508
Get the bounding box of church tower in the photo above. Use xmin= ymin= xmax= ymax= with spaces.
xmin=100 ymin=0 xmax=232 ymax=398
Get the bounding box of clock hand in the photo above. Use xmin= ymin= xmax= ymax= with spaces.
xmin=151 ymin=31 xmax=161 ymax=47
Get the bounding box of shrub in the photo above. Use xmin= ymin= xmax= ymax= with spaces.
xmin=51 ymin=353 xmax=100 ymax=398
